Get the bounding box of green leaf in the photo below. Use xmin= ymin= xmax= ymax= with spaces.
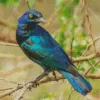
xmin=28 ymin=0 xmax=36 ymax=8
xmin=0 ymin=0 xmax=36 ymax=7
xmin=71 ymin=24 xmax=78 ymax=34
xmin=0 ymin=0 xmax=8 ymax=6
xmin=58 ymin=32 xmax=66 ymax=49
xmin=61 ymin=7 xmax=73 ymax=19
xmin=72 ymin=0 xmax=79 ymax=5
xmin=0 ymin=0 xmax=18 ymax=6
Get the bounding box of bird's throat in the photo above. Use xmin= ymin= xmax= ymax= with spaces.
xmin=24 ymin=22 xmax=37 ymax=31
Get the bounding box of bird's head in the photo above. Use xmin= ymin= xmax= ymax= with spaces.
xmin=18 ymin=10 xmax=45 ymax=30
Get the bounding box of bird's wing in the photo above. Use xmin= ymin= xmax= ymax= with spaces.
xmin=21 ymin=35 xmax=77 ymax=75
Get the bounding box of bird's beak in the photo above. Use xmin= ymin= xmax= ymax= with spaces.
xmin=32 ymin=17 xmax=46 ymax=24
xmin=38 ymin=17 xmax=46 ymax=24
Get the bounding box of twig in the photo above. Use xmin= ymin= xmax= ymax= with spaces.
xmin=0 ymin=87 xmax=21 ymax=99
xmin=0 ymin=71 xmax=50 ymax=99
xmin=67 ymin=87 xmax=74 ymax=100
xmin=82 ymin=0 xmax=96 ymax=53
xmin=95 ymin=60 xmax=100 ymax=66
xmin=84 ymin=74 xmax=100 ymax=79
xmin=84 ymin=60 xmax=100 ymax=76
xmin=84 ymin=67 xmax=92 ymax=76
xmin=70 ymin=36 xmax=74 ymax=60
xmin=25 ymin=0 xmax=31 ymax=9
xmin=14 ymin=71 xmax=48 ymax=100
xmin=0 ymin=42 xmax=18 ymax=47
xmin=72 ymin=52 xmax=100 ymax=63
xmin=0 ymin=78 xmax=21 ymax=85
xmin=88 ymin=60 xmax=100 ymax=74
xmin=0 ymin=88 xmax=13 ymax=91
xmin=14 ymin=86 xmax=28 ymax=100
xmin=83 ymin=37 xmax=100 ymax=56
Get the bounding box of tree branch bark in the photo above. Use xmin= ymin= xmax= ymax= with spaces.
xmin=0 ymin=71 xmax=99 ymax=99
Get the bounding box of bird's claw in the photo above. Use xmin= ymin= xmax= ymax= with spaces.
xmin=33 ymin=82 xmax=39 ymax=88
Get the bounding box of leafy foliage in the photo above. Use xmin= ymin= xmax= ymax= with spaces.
xmin=28 ymin=0 xmax=36 ymax=7
xmin=55 ymin=0 xmax=97 ymax=74
xmin=61 ymin=7 xmax=73 ymax=19
xmin=72 ymin=0 xmax=79 ymax=5
xmin=0 ymin=0 xmax=36 ymax=7
xmin=0 ymin=0 xmax=18 ymax=6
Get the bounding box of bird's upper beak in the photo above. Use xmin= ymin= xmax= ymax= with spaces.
xmin=32 ymin=17 xmax=46 ymax=24
xmin=38 ymin=17 xmax=46 ymax=24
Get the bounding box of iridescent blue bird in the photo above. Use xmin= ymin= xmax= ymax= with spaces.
xmin=16 ymin=10 xmax=92 ymax=95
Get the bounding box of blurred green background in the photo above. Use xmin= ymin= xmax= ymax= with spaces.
xmin=0 ymin=0 xmax=100 ymax=100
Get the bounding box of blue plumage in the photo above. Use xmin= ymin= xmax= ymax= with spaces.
xmin=16 ymin=10 xmax=92 ymax=95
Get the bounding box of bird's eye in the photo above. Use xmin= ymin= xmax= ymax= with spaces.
xmin=29 ymin=13 xmax=33 ymax=18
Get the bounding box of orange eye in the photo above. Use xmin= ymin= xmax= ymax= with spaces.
xmin=29 ymin=13 xmax=33 ymax=18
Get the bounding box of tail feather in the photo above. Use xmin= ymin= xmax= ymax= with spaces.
xmin=59 ymin=70 xmax=92 ymax=95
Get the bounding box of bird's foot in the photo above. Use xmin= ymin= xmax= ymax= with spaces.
xmin=43 ymin=68 xmax=52 ymax=81
xmin=32 ymin=82 xmax=39 ymax=88
xmin=28 ymin=82 xmax=39 ymax=91
xmin=45 ymin=68 xmax=58 ymax=81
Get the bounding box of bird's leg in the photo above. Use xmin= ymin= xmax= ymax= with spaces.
xmin=44 ymin=68 xmax=57 ymax=81
xmin=51 ymin=69 xmax=58 ymax=82
xmin=44 ymin=69 xmax=58 ymax=82
xmin=43 ymin=68 xmax=52 ymax=81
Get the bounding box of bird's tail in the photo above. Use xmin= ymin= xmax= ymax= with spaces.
xmin=59 ymin=70 xmax=92 ymax=95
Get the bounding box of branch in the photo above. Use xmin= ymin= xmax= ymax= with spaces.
xmin=0 ymin=88 xmax=13 ymax=91
xmin=0 ymin=53 xmax=99 ymax=78
xmin=72 ymin=52 xmax=100 ymax=62
xmin=40 ymin=73 xmax=100 ymax=84
xmin=0 ymin=71 xmax=50 ymax=99
xmin=70 ymin=36 xmax=74 ymax=60
xmin=83 ymin=37 xmax=100 ymax=56
xmin=0 ymin=42 xmax=18 ymax=47
xmin=82 ymin=0 xmax=96 ymax=53
xmin=0 ymin=18 xmax=16 ymax=29
xmin=0 ymin=78 xmax=21 ymax=85
xmin=0 ymin=35 xmax=17 ymax=44
xmin=25 ymin=0 xmax=31 ymax=9
xmin=14 ymin=86 xmax=29 ymax=100
xmin=67 ymin=88 xmax=74 ymax=100
xmin=83 ymin=74 xmax=100 ymax=79
xmin=0 ymin=71 xmax=99 ymax=99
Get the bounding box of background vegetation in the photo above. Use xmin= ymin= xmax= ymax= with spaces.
xmin=0 ymin=0 xmax=100 ymax=100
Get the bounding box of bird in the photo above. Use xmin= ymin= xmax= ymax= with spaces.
xmin=16 ymin=10 xmax=92 ymax=95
